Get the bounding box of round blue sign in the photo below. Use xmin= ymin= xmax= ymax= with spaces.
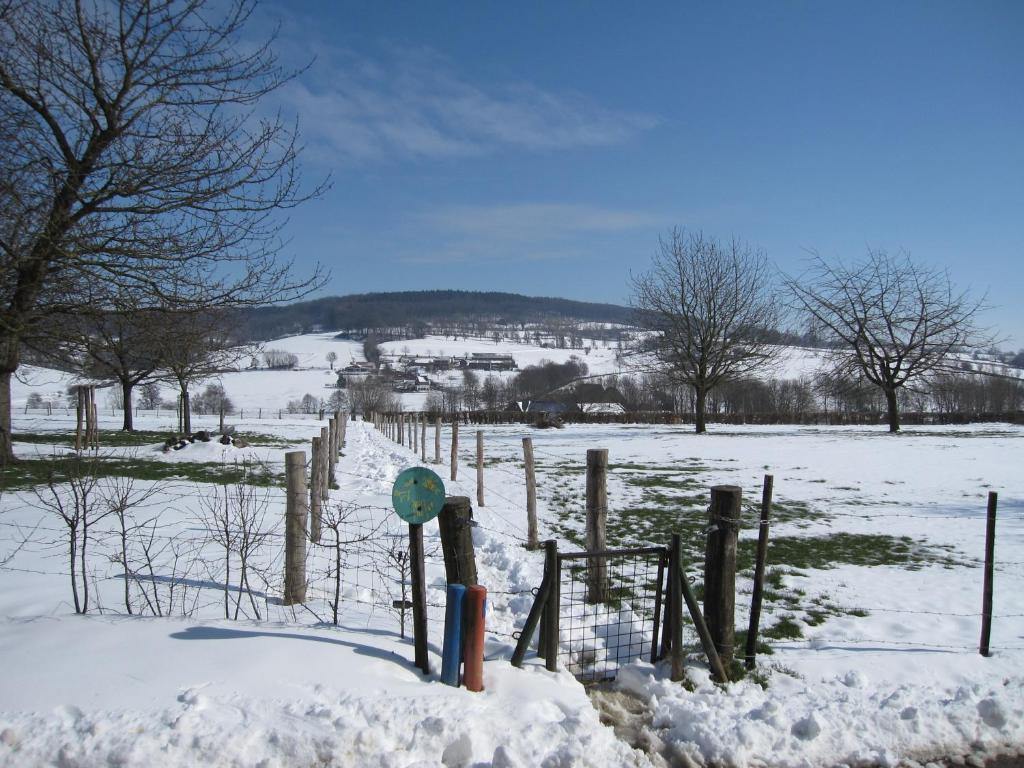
xmin=391 ymin=467 xmax=446 ymax=524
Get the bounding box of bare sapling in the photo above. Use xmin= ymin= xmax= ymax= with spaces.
xmin=33 ymin=455 xmax=110 ymax=613
xmin=374 ymin=526 xmax=414 ymax=638
xmin=103 ymin=472 xmax=167 ymax=615
xmin=317 ymin=501 xmax=383 ymax=626
xmin=198 ymin=462 xmax=277 ymax=620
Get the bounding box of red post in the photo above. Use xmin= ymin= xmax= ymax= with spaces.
xmin=463 ymin=585 xmax=487 ymax=692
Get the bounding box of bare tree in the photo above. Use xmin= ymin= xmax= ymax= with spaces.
xmin=0 ymin=0 xmax=327 ymax=464
xmin=56 ymin=302 xmax=166 ymax=431
xmin=326 ymin=351 xmax=338 ymax=370
xmin=160 ymin=310 xmax=248 ymax=434
xmin=348 ymin=376 xmax=398 ymax=417
xmin=631 ymin=229 xmax=781 ymax=433
xmin=785 ymin=249 xmax=990 ymax=432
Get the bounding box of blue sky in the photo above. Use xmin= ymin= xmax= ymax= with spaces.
xmin=260 ymin=1 xmax=1023 ymax=346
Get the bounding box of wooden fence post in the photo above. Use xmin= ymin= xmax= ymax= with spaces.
xmin=705 ymin=484 xmax=741 ymax=667
xmin=412 ymin=413 xmax=418 ymax=453
xmin=420 ymin=415 xmax=427 ymax=463
xmin=74 ymin=387 xmax=84 ymax=451
xmin=585 ymin=448 xmax=609 ymax=603
xmin=450 ymin=420 xmax=459 ymax=482
xmin=327 ymin=417 xmax=337 ymax=488
xmin=476 ymin=430 xmax=485 ymax=507
xmin=522 ymin=437 xmax=539 ymax=549
xmin=399 ymin=413 xmax=404 ymax=446
xmin=283 ymin=451 xmax=309 ymax=604
xmin=438 ymin=496 xmax=477 ymax=586
xmin=89 ymin=387 xmax=99 ymax=448
xmin=745 ymin=474 xmax=773 ymax=669
xmin=980 ymin=491 xmax=998 ymax=657
xmin=320 ymin=426 xmax=330 ymax=505
xmin=339 ymin=411 xmax=347 ymax=450
xmin=309 ymin=437 xmax=323 ymax=544
xmin=434 ymin=417 xmax=441 ymax=463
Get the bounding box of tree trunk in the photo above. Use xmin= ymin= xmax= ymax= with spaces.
xmin=0 ymin=369 xmax=14 ymax=466
xmin=885 ymin=387 xmax=900 ymax=433
xmin=694 ymin=386 xmax=708 ymax=434
xmin=121 ymin=379 xmax=134 ymax=431
xmin=181 ymin=387 xmax=192 ymax=434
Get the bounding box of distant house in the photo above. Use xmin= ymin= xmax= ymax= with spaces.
xmin=466 ymin=352 xmax=517 ymax=371
xmin=580 ymin=402 xmax=626 ymax=415
xmin=509 ymin=403 xmax=577 ymax=415
xmin=337 ymin=361 xmax=375 ymax=383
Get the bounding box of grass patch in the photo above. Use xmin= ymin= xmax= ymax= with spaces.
xmin=740 ymin=532 xmax=962 ymax=572
xmin=0 ymin=455 xmax=283 ymax=491
xmin=762 ymin=616 xmax=803 ymax=640
xmin=13 ymin=430 xmax=175 ymax=448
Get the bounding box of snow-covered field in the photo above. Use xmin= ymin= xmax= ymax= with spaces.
xmin=2 ymin=402 xmax=1022 ymax=766
xmin=2 ymin=349 xmax=1023 ymax=767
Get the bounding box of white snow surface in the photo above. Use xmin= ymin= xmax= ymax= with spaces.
xmin=2 ymin=388 xmax=1023 ymax=766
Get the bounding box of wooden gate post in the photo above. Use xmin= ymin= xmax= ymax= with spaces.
xmin=704 ymin=485 xmax=741 ymax=667
xmin=543 ymin=541 xmax=561 ymax=671
xmin=438 ymin=496 xmax=477 ymax=586
xmin=476 ymin=430 xmax=485 ymax=507
xmin=283 ymin=451 xmax=309 ymax=604
xmin=980 ymin=491 xmax=998 ymax=656
xmin=585 ymin=448 xmax=609 ymax=603
xmin=522 ymin=437 xmax=539 ymax=549
xmin=538 ymin=540 xmax=552 ymax=657
xmin=669 ymin=533 xmax=684 ymax=681
xmin=745 ymin=474 xmax=773 ymax=669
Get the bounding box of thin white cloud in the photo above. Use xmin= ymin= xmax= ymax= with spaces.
xmin=280 ymin=45 xmax=658 ymax=162
xmin=419 ymin=203 xmax=666 ymax=239
xmin=394 ymin=202 xmax=666 ymax=264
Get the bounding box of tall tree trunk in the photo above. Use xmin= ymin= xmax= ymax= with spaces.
xmin=884 ymin=387 xmax=901 ymax=433
xmin=694 ymin=385 xmax=708 ymax=434
xmin=0 ymin=370 xmax=14 ymax=466
xmin=121 ymin=379 xmax=134 ymax=431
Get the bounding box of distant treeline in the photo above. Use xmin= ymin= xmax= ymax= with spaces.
xmin=236 ymin=291 xmax=638 ymax=341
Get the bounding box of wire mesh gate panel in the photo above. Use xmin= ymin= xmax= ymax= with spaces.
xmin=556 ymin=547 xmax=668 ymax=682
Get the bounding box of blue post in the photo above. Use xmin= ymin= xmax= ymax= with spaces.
xmin=441 ymin=583 xmax=467 ymax=686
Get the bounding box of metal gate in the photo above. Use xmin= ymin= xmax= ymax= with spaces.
xmin=512 ymin=542 xmax=672 ymax=682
